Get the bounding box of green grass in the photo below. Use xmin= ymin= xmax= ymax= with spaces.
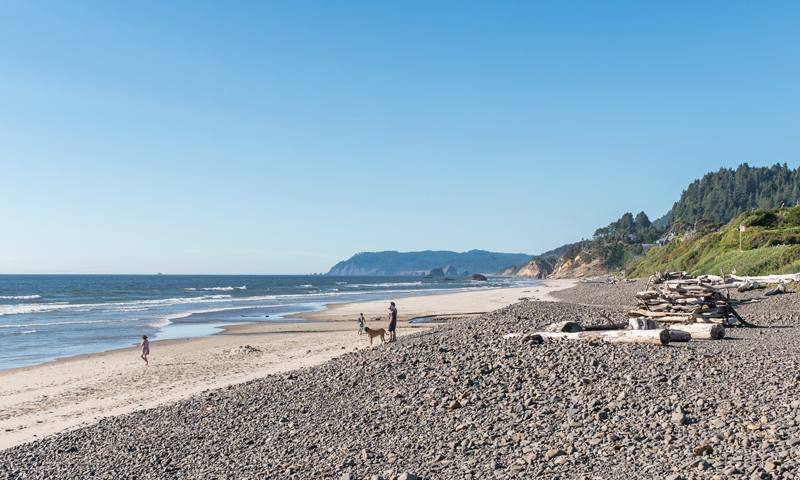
xmin=625 ymin=206 xmax=800 ymax=277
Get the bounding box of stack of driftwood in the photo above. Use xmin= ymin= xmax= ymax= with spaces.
xmin=627 ymin=271 xmax=797 ymax=326
xmin=504 ymin=271 xmax=796 ymax=346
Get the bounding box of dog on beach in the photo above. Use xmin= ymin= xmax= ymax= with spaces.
xmin=363 ymin=326 xmax=386 ymax=346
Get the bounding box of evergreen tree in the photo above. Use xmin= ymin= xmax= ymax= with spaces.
xmin=671 ymin=163 xmax=800 ymax=225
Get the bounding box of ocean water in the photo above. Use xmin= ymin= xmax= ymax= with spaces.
xmin=0 ymin=275 xmax=537 ymax=370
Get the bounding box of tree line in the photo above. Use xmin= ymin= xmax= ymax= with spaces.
xmin=670 ymin=163 xmax=800 ymax=226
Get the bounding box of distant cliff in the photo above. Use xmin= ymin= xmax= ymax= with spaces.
xmin=326 ymin=250 xmax=533 ymax=276
xmin=498 ymin=258 xmax=557 ymax=279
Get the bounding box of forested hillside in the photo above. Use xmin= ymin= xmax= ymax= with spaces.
xmin=558 ymin=212 xmax=665 ymax=272
xmin=670 ymin=163 xmax=800 ymax=226
xmin=327 ymin=250 xmax=533 ymax=276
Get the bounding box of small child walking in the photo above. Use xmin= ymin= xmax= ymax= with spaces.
xmin=140 ymin=335 xmax=149 ymax=365
xmin=357 ymin=313 xmax=365 ymax=335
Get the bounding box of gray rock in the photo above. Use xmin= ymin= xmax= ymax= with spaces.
xmin=545 ymin=449 xmax=566 ymax=459
xmin=671 ymin=411 xmax=687 ymax=425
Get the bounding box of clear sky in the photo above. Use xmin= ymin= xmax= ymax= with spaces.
xmin=1 ymin=1 xmax=798 ymax=274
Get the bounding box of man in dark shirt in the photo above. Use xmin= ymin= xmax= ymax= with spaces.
xmin=388 ymin=302 xmax=398 ymax=342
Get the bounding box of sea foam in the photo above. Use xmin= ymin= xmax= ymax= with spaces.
xmin=0 ymin=295 xmax=41 ymax=300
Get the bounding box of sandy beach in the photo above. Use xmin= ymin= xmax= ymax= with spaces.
xmin=0 ymin=279 xmax=576 ymax=451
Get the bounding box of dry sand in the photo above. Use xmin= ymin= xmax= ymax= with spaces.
xmin=0 ymin=279 xmax=576 ymax=451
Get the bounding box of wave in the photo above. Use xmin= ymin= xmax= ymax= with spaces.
xmin=0 ymin=295 xmax=41 ymax=300
xmin=0 ymin=294 xmax=234 ymax=317
xmin=195 ymin=286 xmax=247 ymax=291
xmin=0 ymin=319 xmax=126 ymax=329
xmin=348 ymin=282 xmax=424 ymax=288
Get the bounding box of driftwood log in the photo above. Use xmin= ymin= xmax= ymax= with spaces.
xmin=545 ymin=321 xmax=583 ymax=333
xmin=765 ymin=282 xmax=787 ymax=296
xmin=730 ymin=273 xmax=800 ymax=285
xmin=737 ymin=280 xmax=758 ymax=292
xmin=666 ymin=330 xmax=692 ymax=342
xmin=535 ymin=329 xmax=672 ymax=346
xmin=669 ymin=323 xmax=725 ymax=340
xmin=582 ymin=323 xmax=628 ymax=331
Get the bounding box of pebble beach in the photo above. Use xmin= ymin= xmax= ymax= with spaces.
xmin=2 ymin=280 xmax=800 ymax=479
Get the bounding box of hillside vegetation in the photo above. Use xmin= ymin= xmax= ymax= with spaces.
xmin=670 ymin=163 xmax=800 ymax=225
xmin=539 ymin=163 xmax=800 ymax=279
xmin=626 ymin=206 xmax=800 ymax=277
xmin=557 ymin=212 xmax=665 ymax=273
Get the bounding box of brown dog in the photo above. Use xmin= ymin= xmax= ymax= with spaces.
xmin=363 ymin=326 xmax=386 ymax=346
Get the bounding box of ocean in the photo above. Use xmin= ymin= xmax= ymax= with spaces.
xmin=0 ymin=275 xmax=537 ymax=370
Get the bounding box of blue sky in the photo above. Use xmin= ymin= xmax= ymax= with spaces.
xmin=1 ymin=1 xmax=798 ymax=274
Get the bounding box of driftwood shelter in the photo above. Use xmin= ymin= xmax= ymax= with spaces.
xmin=626 ymin=270 xmax=798 ymax=326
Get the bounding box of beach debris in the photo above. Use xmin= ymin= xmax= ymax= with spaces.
xmin=509 ymin=319 xmax=723 ymax=343
xmin=764 ymin=281 xmax=787 ymax=296
xmin=533 ymin=328 xmax=673 ymax=345
xmin=648 ymin=270 xmax=799 ymax=289
xmin=737 ymin=279 xmax=758 ymax=292
xmin=224 ymin=345 xmax=262 ymax=356
xmin=629 ymin=273 xmax=763 ymax=326
xmin=545 ymin=321 xmax=582 ymax=333
xmin=580 ymin=274 xmax=622 ymax=284
xmin=668 ymin=323 xmax=725 ymax=340
xmin=628 ymin=318 xmax=660 ymax=330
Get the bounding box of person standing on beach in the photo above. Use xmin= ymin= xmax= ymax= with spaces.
xmin=388 ymin=302 xmax=398 ymax=342
xmin=357 ymin=313 xmax=365 ymax=335
xmin=140 ymin=335 xmax=149 ymax=365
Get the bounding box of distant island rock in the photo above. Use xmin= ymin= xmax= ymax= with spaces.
xmin=443 ymin=265 xmax=459 ymax=276
xmin=428 ymin=268 xmax=445 ymax=277
xmin=470 ymin=274 xmax=488 ymax=281
xmin=326 ymin=250 xmax=533 ymax=276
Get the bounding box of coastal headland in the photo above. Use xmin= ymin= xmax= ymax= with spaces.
xmin=0 ymin=279 xmax=575 ymax=452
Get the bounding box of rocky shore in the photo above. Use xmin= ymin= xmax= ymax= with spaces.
xmin=3 ymin=280 xmax=800 ymax=480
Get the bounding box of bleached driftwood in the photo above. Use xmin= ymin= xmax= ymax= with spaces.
xmin=630 ymin=274 xmax=761 ymax=325
xmin=535 ymin=329 xmax=672 ymax=346
xmin=765 ymin=282 xmax=787 ymax=296
xmin=669 ymin=323 xmax=725 ymax=340
xmin=730 ymin=274 xmax=800 ymax=285
xmin=545 ymin=321 xmax=582 ymax=333
xmin=737 ymin=280 xmax=758 ymax=292
xmin=628 ymin=317 xmax=660 ymax=330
